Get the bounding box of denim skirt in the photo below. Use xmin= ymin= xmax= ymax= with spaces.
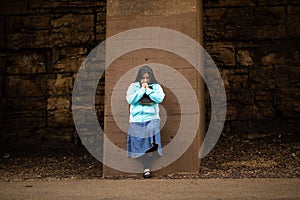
xmin=126 ymin=119 xmax=162 ymax=158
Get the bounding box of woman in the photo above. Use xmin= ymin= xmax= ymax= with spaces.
xmin=126 ymin=66 xmax=165 ymax=178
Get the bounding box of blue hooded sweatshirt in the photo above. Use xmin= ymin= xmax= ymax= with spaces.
xmin=126 ymin=82 xmax=165 ymax=122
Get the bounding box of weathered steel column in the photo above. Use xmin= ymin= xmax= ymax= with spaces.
xmin=104 ymin=0 xmax=204 ymax=176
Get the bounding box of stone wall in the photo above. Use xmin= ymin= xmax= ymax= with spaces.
xmin=0 ymin=0 xmax=106 ymax=150
xmin=203 ymin=0 xmax=300 ymax=139
xmin=0 ymin=0 xmax=299 ymax=150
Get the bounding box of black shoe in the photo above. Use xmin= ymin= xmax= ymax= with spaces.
xmin=143 ymin=168 xmax=151 ymax=178
xmin=145 ymin=143 xmax=158 ymax=153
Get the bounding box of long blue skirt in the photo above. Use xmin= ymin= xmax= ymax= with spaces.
xmin=127 ymin=119 xmax=162 ymax=158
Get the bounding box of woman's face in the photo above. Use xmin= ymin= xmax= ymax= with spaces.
xmin=141 ymin=72 xmax=150 ymax=84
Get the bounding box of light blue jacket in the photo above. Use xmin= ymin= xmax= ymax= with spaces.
xmin=126 ymin=82 xmax=165 ymax=122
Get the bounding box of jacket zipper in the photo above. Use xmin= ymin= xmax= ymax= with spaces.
xmin=141 ymin=105 xmax=144 ymax=122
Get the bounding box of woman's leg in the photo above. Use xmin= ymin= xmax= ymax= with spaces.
xmin=137 ymin=151 xmax=160 ymax=178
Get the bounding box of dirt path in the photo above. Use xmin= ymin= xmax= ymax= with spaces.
xmin=1 ymin=135 xmax=299 ymax=199
xmin=1 ymin=178 xmax=299 ymax=200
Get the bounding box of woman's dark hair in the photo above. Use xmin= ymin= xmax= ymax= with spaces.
xmin=135 ymin=65 xmax=159 ymax=84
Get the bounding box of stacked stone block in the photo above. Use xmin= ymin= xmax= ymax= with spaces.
xmin=0 ymin=0 xmax=106 ymax=150
xmin=203 ymin=0 xmax=300 ymax=138
xmin=0 ymin=0 xmax=299 ymax=150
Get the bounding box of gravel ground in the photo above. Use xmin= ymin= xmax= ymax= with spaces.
xmin=0 ymin=134 xmax=299 ymax=181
